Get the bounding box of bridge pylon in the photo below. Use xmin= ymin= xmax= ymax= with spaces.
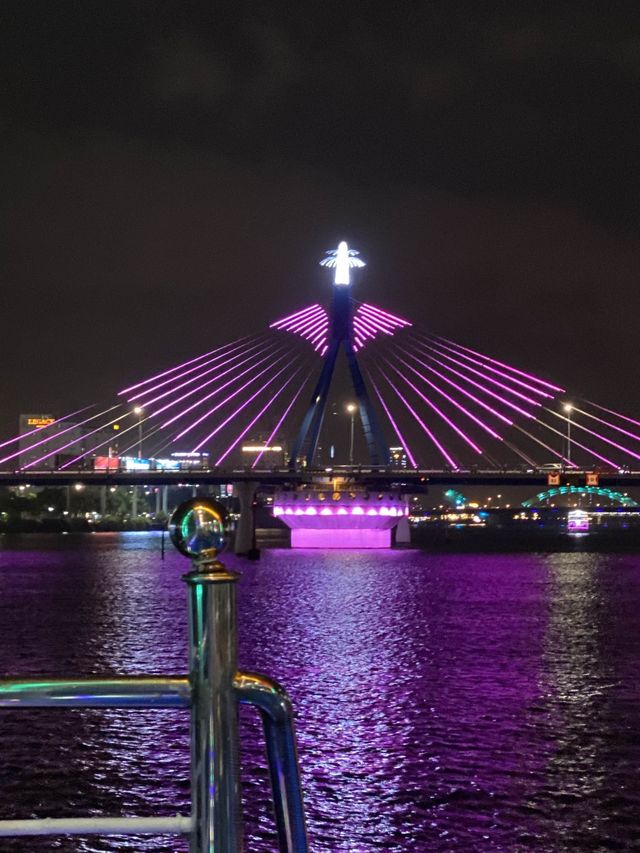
xmin=288 ymin=242 xmax=389 ymax=468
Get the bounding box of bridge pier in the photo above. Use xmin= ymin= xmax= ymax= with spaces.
xmin=234 ymin=481 xmax=258 ymax=556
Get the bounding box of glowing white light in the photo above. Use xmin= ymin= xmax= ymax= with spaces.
xmin=320 ymin=241 xmax=365 ymax=286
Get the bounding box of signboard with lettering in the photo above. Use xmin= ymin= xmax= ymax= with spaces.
xmin=27 ymin=417 xmax=55 ymax=428
xmin=547 ymin=473 xmax=561 ymax=486
xmin=586 ymin=472 xmax=599 ymax=486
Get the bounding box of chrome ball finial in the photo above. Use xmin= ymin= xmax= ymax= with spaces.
xmin=169 ymin=498 xmax=228 ymax=560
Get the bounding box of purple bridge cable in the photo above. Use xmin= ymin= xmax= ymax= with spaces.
xmin=59 ymin=413 xmax=150 ymax=469
xmin=359 ymin=303 xmax=412 ymax=328
xmin=173 ymin=351 xmax=293 ymax=442
xmin=390 ymin=347 xmax=503 ymax=440
xmin=500 ymin=436 xmax=539 ymax=468
xmin=0 ymin=405 xmax=97 ymax=451
xmin=157 ymin=345 xmax=288 ymax=427
xmin=0 ymin=404 xmax=123 ymax=467
xmin=191 ymin=361 xmax=294 ymax=453
xmin=410 ymin=340 xmax=536 ymax=418
xmin=376 ymin=367 xmax=458 ymax=469
xmin=414 ymin=337 xmax=543 ymax=406
xmin=270 ymin=304 xmax=323 ymax=327
xmin=381 ymin=358 xmax=484 ymax=455
xmin=143 ymin=341 xmax=285 ymax=416
xmin=273 ymin=309 xmax=325 ymax=334
xmin=510 ymin=422 xmax=575 ymax=468
xmin=251 ymin=379 xmax=310 ymax=468
xmin=119 ymin=334 xmax=258 ymax=396
xmin=356 ymin=312 xmax=391 ymax=336
xmin=367 ymin=373 xmax=417 ymax=468
xmin=429 ymin=337 xmax=555 ymax=399
xmin=436 ymin=335 xmax=565 ymax=394
xmin=530 ymin=416 xmax=619 ymax=468
xmin=21 ymin=409 xmax=130 ymax=470
xmin=215 ymin=368 xmax=306 ymax=466
xmin=357 ymin=309 xmax=396 ymax=333
xmin=573 ymin=406 xmax=640 ymax=444
xmin=585 ymin=401 xmax=640 ymax=430
xmin=396 ymin=344 xmax=514 ymax=426
xmin=544 ymin=408 xmax=640 ymax=462
xmin=126 ymin=336 xmax=269 ymax=404
xmin=274 ymin=315 xmax=325 ymax=341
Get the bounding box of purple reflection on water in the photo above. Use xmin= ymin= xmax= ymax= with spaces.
xmin=0 ymin=536 xmax=639 ymax=851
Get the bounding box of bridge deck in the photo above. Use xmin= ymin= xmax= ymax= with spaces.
xmin=1 ymin=468 xmax=639 ymax=489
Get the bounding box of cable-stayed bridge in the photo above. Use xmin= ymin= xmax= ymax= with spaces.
xmin=3 ymin=240 xmax=640 ymax=478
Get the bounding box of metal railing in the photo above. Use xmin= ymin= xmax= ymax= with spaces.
xmin=0 ymin=500 xmax=308 ymax=852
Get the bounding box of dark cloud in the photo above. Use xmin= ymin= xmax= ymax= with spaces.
xmin=1 ymin=3 xmax=639 ymax=438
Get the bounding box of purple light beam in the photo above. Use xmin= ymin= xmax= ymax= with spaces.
xmin=158 ymin=348 xmax=290 ymax=429
xmin=0 ymin=405 xmax=122 ymax=466
xmin=383 ymin=359 xmax=484 ymax=454
xmin=391 ymin=349 xmax=503 ymax=441
xmin=119 ymin=335 xmax=257 ymax=396
xmin=414 ymin=337 xmax=542 ymax=406
xmin=191 ymin=362 xmax=293 ymax=453
xmin=367 ymin=373 xmax=417 ymax=467
xmin=0 ymin=404 xmax=97 ymax=451
xmin=128 ymin=337 xmax=269 ymax=404
xmin=545 ymin=409 xmax=640 ymax=462
xmin=174 ymin=352 xmax=292 ymax=441
xmin=377 ymin=367 xmax=458 ymax=469
xmin=144 ymin=342 xmax=284 ymax=415
xmin=215 ymin=369 xmax=305 ymax=466
xmin=21 ymin=409 xmax=130 ymax=470
xmin=252 ymin=378 xmax=310 ymax=468
xmin=396 ymin=345 xmax=514 ymax=426
xmin=436 ymin=335 xmax=565 ymax=393
xmin=410 ymin=340 xmax=536 ymax=418
xmin=427 ymin=336 xmax=554 ymax=399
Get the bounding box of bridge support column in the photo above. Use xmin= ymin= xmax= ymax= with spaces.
xmin=234 ymin=481 xmax=258 ymax=556
xmin=394 ymin=517 xmax=411 ymax=544
xmin=131 ymin=487 xmax=138 ymax=519
xmin=162 ymin=486 xmax=168 ymax=515
xmin=100 ymin=487 xmax=107 ymax=517
xmin=155 ymin=488 xmax=161 ymax=516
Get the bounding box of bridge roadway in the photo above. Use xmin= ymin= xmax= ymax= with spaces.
xmin=1 ymin=467 xmax=640 ymax=490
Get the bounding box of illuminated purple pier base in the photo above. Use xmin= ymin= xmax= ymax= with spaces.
xmin=274 ymin=489 xmax=409 ymax=548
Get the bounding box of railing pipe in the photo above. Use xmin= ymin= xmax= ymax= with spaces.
xmin=0 ymin=816 xmax=192 ymax=837
xmin=235 ymin=671 xmax=308 ymax=853
xmin=185 ymin=559 xmax=242 ymax=853
xmin=0 ymin=677 xmax=190 ymax=708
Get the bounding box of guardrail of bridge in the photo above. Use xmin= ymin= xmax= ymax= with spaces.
xmin=0 ymin=498 xmax=308 ymax=853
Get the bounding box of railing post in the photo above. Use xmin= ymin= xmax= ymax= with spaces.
xmin=185 ymin=558 xmax=242 ymax=853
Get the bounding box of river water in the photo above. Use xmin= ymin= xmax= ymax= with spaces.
xmin=0 ymin=533 xmax=639 ymax=851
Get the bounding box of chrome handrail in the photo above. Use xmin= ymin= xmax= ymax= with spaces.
xmin=0 ymin=544 xmax=308 ymax=851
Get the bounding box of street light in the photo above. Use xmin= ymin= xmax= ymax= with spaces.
xmin=346 ymin=403 xmax=357 ymax=465
xmin=133 ymin=406 xmax=144 ymax=459
xmin=563 ymin=403 xmax=573 ymax=464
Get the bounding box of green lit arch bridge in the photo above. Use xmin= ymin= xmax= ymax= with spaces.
xmin=522 ymin=485 xmax=639 ymax=508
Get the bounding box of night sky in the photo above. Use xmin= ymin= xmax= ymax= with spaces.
xmin=1 ymin=3 xmax=639 ymax=439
